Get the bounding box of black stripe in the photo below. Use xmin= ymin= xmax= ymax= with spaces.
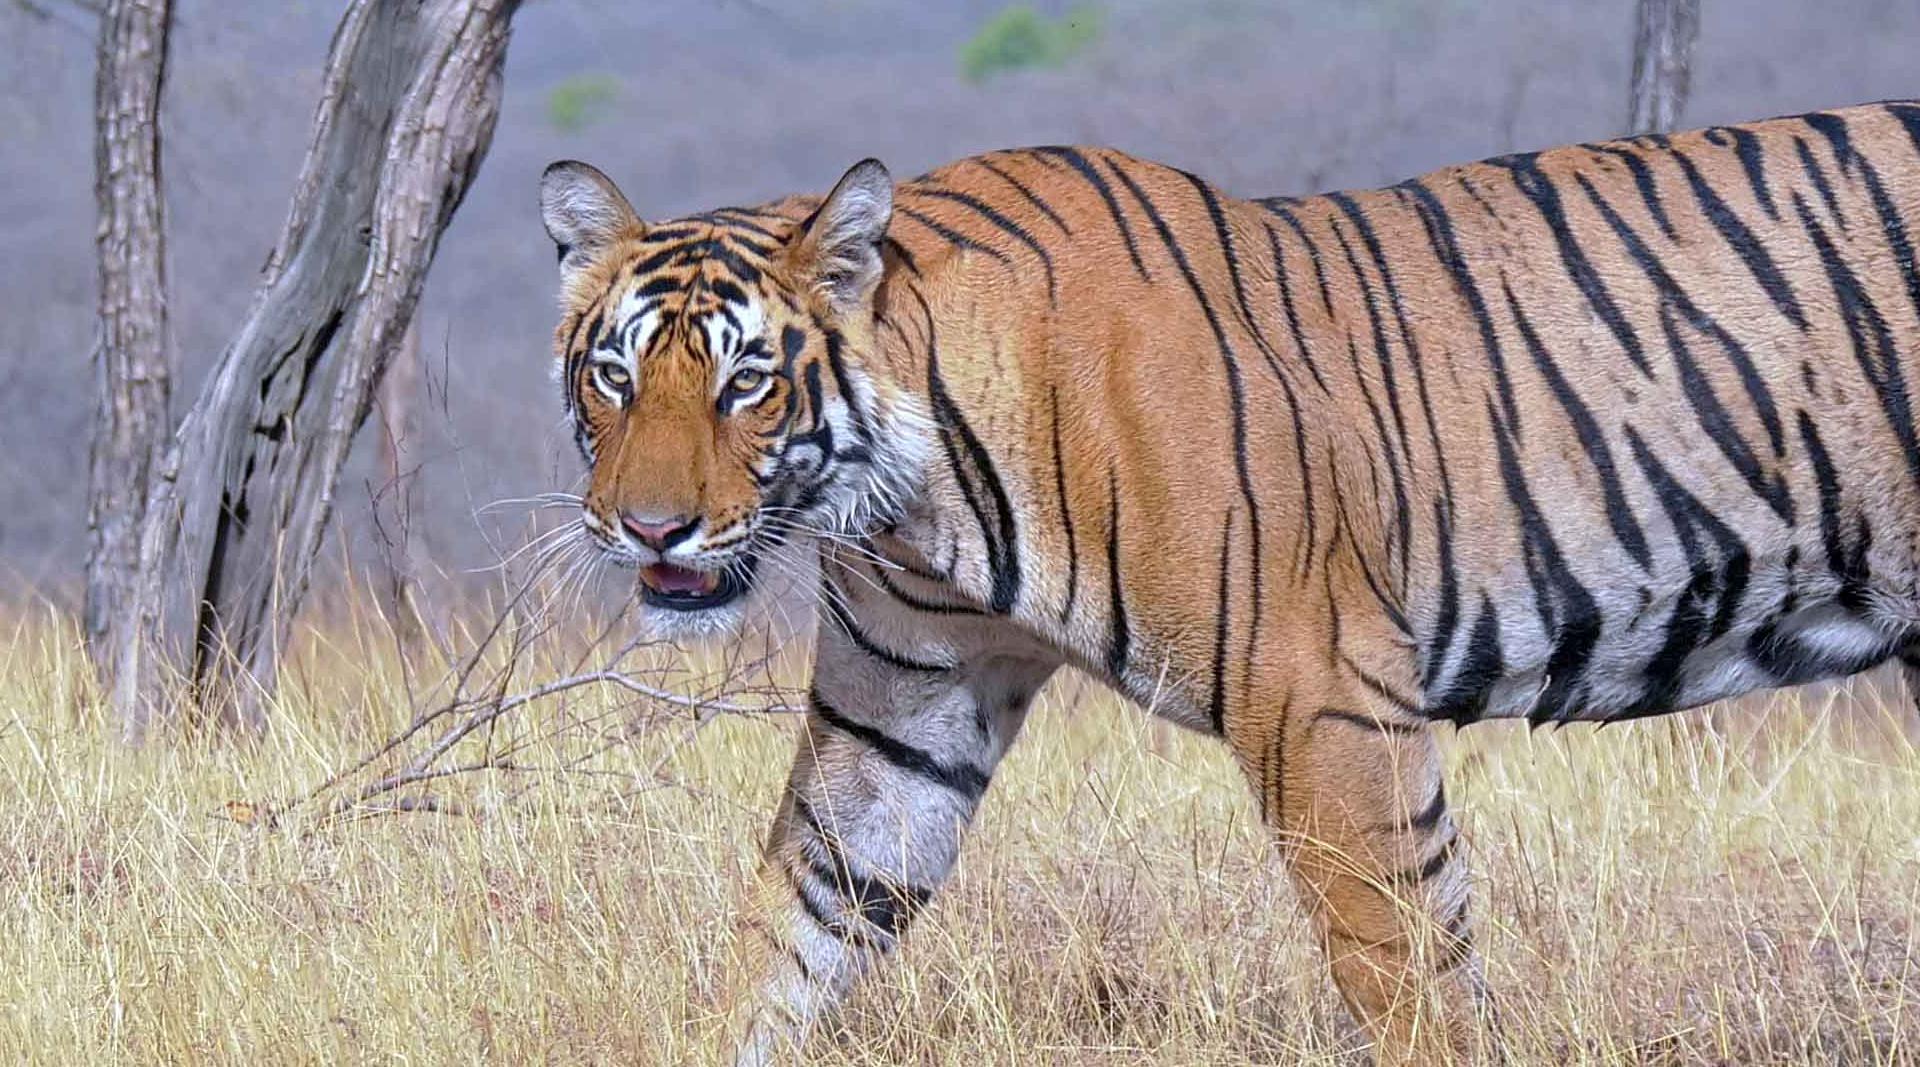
xmin=867 ymin=555 xmax=983 ymax=614
xmin=1327 ymin=218 xmax=1416 ymax=580
xmin=1791 ymin=135 xmax=1847 ymax=228
xmin=1208 ymin=509 xmax=1236 ymax=735
xmin=1821 ymin=109 xmax=1920 ymax=331
xmin=1615 ymin=426 xmax=1751 ymax=718
xmin=896 ymin=205 xmax=1014 ymax=269
xmin=1179 ymin=171 xmax=1273 ymax=701
xmin=1337 ymin=333 xmax=1414 ymax=599
xmin=812 ymin=692 xmax=991 ymax=800
xmin=1622 ymin=426 xmax=1749 ymax=643
xmin=1500 ymin=277 xmax=1651 ymax=569
xmin=1574 ymin=173 xmax=1796 ymax=522
xmin=975 ymin=156 xmax=1072 ymax=234
xmin=1457 ymin=173 xmax=1502 ymax=219
xmin=812 ymin=316 xmax=869 ymax=442
xmin=1395 ymin=835 xmax=1457 ymax=887
xmin=1422 ymin=498 xmax=1462 ymax=691
xmin=1281 ymin=365 xmax=1318 ymax=582
xmin=791 ymin=795 xmax=934 ymax=941
xmin=1724 ymin=124 xmax=1781 ymax=220
xmin=1400 ymin=178 xmax=1523 ymax=439
xmin=1258 ymin=199 xmax=1336 ymax=317
xmin=702 ymin=207 xmax=788 ymax=242
xmin=1253 ymin=222 xmax=1324 ymax=577
xmin=1341 ymin=655 xmax=1419 ymax=715
xmin=1262 ymin=221 xmax=1332 ymax=393
xmin=628 ymin=238 xmax=761 ymax=283
xmin=911 ymin=185 xmax=1058 ymax=303
xmin=1048 ymin=386 xmax=1081 ymax=623
xmin=1253 ymin=696 xmax=1289 ymax=825
xmin=1030 ymin=146 xmax=1150 ymax=281
xmin=779 ymin=324 xmax=805 ymax=362
xmin=1425 ymin=593 xmax=1503 ymax=726
xmin=1488 ymin=397 xmax=1602 ymax=724
xmin=1187 ymin=171 xmax=1287 ymax=378
xmin=1797 ymin=411 xmax=1872 ymax=611
xmin=1790 ymin=191 xmax=1920 ymax=499
xmin=706 ymin=277 xmax=753 ymax=311
xmin=1106 ymin=159 xmax=1267 ymax=662
xmin=1336 ymin=190 xmax=1461 ymax=594
xmin=1105 ymin=467 xmax=1131 ymax=680
xmin=1332 ymin=190 xmax=1456 ymax=489
xmin=923 ymin=295 xmax=1022 ymax=614
xmin=1588 ymin=143 xmax=1678 ymax=240
xmin=1407 ymin=785 xmax=1447 ymax=833
xmin=1670 ymin=148 xmax=1808 ymax=330
xmin=880 ymin=543 xmax=955 ymax=585
xmin=785 ymin=861 xmax=870 ymax=945
xmin=883 ymin=236 xmax=921 ymax=277
xmin=822 ymin=588 xmax=952 ymax=673
xmin=1490 ymin=153 xmax=1651 ymax=375
xmin=1326 ymin=458 xmax=1412 ymax=637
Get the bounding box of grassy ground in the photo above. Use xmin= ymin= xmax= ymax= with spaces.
xmin=3 ymin=606 xmax=1920 ymax=1065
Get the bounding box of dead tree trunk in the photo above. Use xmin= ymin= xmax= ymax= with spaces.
xmin=1626 ymin=0 xmax=1700 ymax=135
xmin=86 ymin=0 xmax=173 ymax=690
xmin=111 ymin=0 xmax=521 ymax=741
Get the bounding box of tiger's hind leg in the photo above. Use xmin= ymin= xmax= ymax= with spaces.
xmin=1230 ymin=689 xmax=1488 ymax=1065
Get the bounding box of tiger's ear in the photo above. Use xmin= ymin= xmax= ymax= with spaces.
xmin=791 ymin=158 xmax=893 ymax=312
xmin=540 ymin=160 xmax=642 ymax=276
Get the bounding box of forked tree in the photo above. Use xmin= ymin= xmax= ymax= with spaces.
xmin=89 ymin=0 xmax=523 ymax=741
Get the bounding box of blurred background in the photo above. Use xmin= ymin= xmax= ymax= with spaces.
xmin=5 ymin=0 xmax=1919 ymax=603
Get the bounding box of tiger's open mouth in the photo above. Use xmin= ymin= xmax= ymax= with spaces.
xmin=638 ymin=554 xmax=757 ymax=611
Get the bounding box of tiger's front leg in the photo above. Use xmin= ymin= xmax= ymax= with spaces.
xmin=722 ymin=569 xmax=1058 ymax=1065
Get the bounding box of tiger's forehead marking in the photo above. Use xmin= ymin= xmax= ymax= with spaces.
xmin=598 ymin=269 xmax=769 ymax=369
xmin=703 ymin=296 xmax=768 ymax=364
xmin=598 ymin=288 xmax=660 ymax=371
xmin=575 ymin=213 xmax=792 ymax=376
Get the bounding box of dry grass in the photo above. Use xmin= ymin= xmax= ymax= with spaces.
xmin=3 ymin=605 xmax=1920 ymax=1065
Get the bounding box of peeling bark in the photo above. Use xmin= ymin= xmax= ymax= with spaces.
xmin=113 ymin=0 xmax=521 ymax=740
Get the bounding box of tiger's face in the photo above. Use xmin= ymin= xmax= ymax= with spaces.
xmin=539 ymin=159 xmax=921 ymax=637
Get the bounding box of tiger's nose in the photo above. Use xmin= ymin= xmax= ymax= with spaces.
xmin=620 ymin=512 xmax=696 ymax=551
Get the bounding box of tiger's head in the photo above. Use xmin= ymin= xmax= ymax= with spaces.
xmin=538 ymin=159 xmax=929 ymax=637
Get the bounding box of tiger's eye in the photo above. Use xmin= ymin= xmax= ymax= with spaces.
xmin=597 ymin=363 xmax=630 ymax=390
xmin=728 ymin=368 xmax=767 ymax=396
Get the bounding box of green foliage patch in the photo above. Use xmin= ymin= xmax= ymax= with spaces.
xmin=959 ymin=4 xmax=1102 ymax=84
xmin=547 ymin=73 xmax=620 ymax=134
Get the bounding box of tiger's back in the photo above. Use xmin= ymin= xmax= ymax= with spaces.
xmin=1255 ymin=104 xmax=1920 ymax=728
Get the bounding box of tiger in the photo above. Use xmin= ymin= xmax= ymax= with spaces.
xmin=537 ymin=99 xmax=1920 ymax=1064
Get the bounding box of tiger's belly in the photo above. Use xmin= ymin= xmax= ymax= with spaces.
xmin=1427 ymin=549 xmax=1920 ymax=724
